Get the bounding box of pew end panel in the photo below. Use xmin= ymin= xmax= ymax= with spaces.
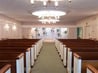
xmin=63 ymin=45 xmax=67 ymax=67
xmin=31 ymin=46 xmax=35 ymax=67
xmin=26 ymin=48 xmax=31 ymax=73
xmin=73 ymin=53 xmax=82 ymax=73
xmin=67 ymin=48 xmax=73 ymax=73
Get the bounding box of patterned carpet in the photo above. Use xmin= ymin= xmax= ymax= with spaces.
xmin=31 ymin=42 xmax=67 ymax=73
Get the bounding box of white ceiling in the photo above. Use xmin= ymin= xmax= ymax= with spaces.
xmin=0 ymin=0 xmax=98 ymax=24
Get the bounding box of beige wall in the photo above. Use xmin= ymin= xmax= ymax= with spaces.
xmin=22 ymin=27 xmax=32 ymax=39
xmin=76 ymin=15 xmax=98 ymax=40
xmin=0 ymin=14 xmax=78 ymax=39
xmin=1 ymin=14 xmax=98 ymax=40
xmin=0 ymin=14 xmax=22 ymax=39
xmin=67 ymin=27 xmax=77 ymax=39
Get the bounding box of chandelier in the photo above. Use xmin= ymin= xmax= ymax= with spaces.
xmin=30 ymin=0 xmax=72 ymax=6
xmin=32 ymin=10 xmax=66 ymax=24
xmin=39 ymin=19 xmax=60 ymax=24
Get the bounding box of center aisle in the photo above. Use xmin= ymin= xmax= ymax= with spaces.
xmin=31 ymin=42 xmax=67 ymax=73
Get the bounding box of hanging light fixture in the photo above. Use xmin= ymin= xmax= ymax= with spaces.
xmin=39 ymin=18 xmax=59 ymax=24
xmin=30 ymin=0 xmax=72 ymax=6
xmin=32 ymin=10 xmax=66 ymax=24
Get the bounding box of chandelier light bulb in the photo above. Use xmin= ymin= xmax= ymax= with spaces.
xmin=31 ymin=0 xmax=34 ymax=4
xmin=43 ymin=1 xmax=47 ymax=6
xmin=39 ymin=19 xmax=59 ymax=24
xmin=57 ymin=16 xmax=60 ymax=19
xmin=54 ymin=1 xmax=58 ymax=6
xmin=68 ymin=0 xmax=72 ymax=3
xmin=30 ymin=0 xmax=69 ymax=6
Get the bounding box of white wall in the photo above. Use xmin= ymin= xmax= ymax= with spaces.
xmin=76 ymin=15 xmax=98 ymax=40
xmin=21 ymin=22 xmax=78 ymax=39
xmin=0 ymin=14 xmax=22 ymax=39
xmin=22 ymin=25 xmax=77 ymax=39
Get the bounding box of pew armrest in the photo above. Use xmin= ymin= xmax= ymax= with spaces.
xmin=74 ymin=53 xmax=81 ymax=59
xmin=0 ymin=64 xmax=11 ymax=73
xmin=17 ymin=53 xmax=24 ymax=59
xmin=87 ymin=64 xmax=98 ymax=73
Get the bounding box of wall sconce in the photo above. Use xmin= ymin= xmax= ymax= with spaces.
xmin=12 ymin=24 xmax=17 ymax=31
xmin=4 ymin=24 xmax=10 ymax=31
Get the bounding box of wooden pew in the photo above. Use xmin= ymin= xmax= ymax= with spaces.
xmin=0 ymin=39 xmax=42 ymax=60
xmin=0 ymin=41 xmax=35 ymax=66
xmin=73 ymin=52 xmax=98 ymax=73
xmin=0 ymin=42 xmax=34 ymax=47
xmin=58 ymin=39 xmax=96 ymax=47
xmin=58 ymin=39 xmax=97 ymax=66
xmin=63 ymin=45 xmax=96 ymax=67
xmin=0 ymin=39 xmax=43 ymax=72
xmin=56 ymin=39 xmax=97 ymax=61
xmin=0 ymin=53 xmax=24 ymax=73
xmin=0 ymin=63 xmax=11 ymax=73
xmin=1 ymin=39 xmax=40 ymax=43
xmin=58 ymin=39 xmax=95 ymax=43
xmin=0 ymin=47 xmax=31 ymax=73
xmin=56 ymin=39 xmax=98 ymax=71
xmin=66 ymin=47 xmax=98 ymax=73
xmin=86 ymin=64 xmax=98 ymax=73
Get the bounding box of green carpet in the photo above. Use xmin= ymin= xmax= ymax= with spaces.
xmin=31 ymin=42 xmax=67 ymax=73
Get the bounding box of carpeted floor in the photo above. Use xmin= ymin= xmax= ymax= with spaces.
xmin=31 ymin=42 xmax=67 ymax=73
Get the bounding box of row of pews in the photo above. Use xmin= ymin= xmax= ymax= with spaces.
xmin=0 ymin=39 xmax=43 ymax=73
xmin=55 ymin=39 xmax=98 ymax=73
